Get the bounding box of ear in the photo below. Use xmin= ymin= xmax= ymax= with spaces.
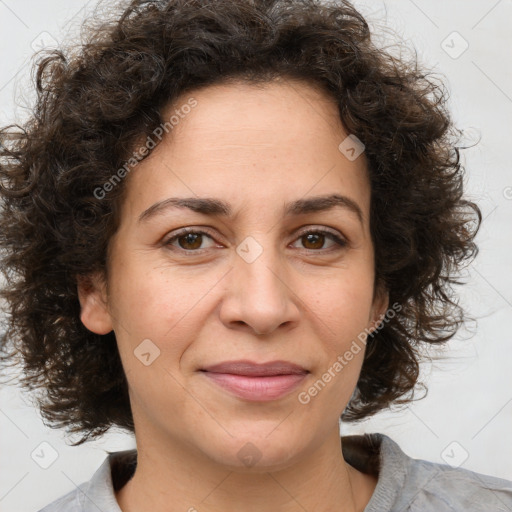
xmin=76 ymin=272 xmax=113 ymax=335
xmin=368 ymin=281 xmax=389 ymax=334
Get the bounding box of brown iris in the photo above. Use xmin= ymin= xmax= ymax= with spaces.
xmin=177 ymin=233 xmax=204 ymax=250
xmin=301 ymin=232 xmax=325 ymax=250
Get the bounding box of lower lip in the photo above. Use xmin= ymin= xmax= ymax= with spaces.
xmin=202 ymin=372 xmax=308 ymax=401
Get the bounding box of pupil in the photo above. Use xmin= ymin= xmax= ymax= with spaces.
xmin=304 ymin=233 xmax=323 ymax=249
xmin=180 ymin=233 xmax=202 ymax=250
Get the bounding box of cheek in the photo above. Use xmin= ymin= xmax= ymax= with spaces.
xmin=109 ymin=268 xmax=198 ymax=413
xmin=111 ymin=257 xmax=191 ymax=327
xmin=300 ymin=275 xmax=374 ymax=400
xmin=109 ymin=261 xmax=220 ymax=366
xmin=305 ymin=280 xmax=372 ymax=404
xmin=308 ymin=272 xmax=375 ymax=340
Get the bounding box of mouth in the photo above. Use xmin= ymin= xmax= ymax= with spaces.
xmin=199 ymin=359 xmax=309 ymax=401
xmin=201 ymin=359 xmax=308 ymax=376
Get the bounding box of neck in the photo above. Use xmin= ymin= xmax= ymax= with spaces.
xmin=115 ymin=426 xmax=376 ymax=512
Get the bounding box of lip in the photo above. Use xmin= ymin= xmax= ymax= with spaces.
xmin=200 ymin=359 xmax=309 ymax=401
xmin=201 ymin=359 xmax=308 ymax=376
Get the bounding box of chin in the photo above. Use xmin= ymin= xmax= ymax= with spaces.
xmin=201 ymin=428 xmax=305 ymax=472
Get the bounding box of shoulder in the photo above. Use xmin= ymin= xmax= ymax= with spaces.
xmin=400 ymin=454 xmax=512 ymax=511
xmin=37 ymin=486 xmax=83 ymax=512
xmin=342 ymin=433 xmax=512 ymax=512
xmin=37 ymin=449 xmax=136 ymax=512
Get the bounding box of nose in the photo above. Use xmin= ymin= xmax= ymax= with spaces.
xmin=219 ymin=240 xmax=300 ymax=336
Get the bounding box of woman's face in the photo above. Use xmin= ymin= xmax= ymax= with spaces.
xmin=79 ymin=79 xmax=388 ymax=470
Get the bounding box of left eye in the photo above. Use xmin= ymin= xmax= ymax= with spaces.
xmin=163 ymin=228 xmax=347 ymax=253
xmin=291 ymin=229 xmax=347 ymax=251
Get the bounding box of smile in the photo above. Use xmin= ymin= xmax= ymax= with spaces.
xmin=201 ymin=372 xmax=308 ymax=401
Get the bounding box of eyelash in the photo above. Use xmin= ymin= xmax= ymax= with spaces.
xmin=163 ymin=227 xmax=348 ymax=255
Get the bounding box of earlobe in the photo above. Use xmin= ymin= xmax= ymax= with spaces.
xmin=76 ymin=272 xmax=113 ymax=335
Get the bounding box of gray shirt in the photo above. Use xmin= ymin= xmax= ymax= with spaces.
xmin=38 ymin=433 xmax=512 ymax=511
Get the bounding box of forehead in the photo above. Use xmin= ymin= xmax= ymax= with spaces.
xmin=121 ymin=79 xmax=371 ymax=224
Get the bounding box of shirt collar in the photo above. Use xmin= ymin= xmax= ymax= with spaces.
xmin=77 ymin=433 xmax=408 ymax=512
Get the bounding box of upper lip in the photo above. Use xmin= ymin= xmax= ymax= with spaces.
xmin=201 ymin=360 xmax=308 ymax=377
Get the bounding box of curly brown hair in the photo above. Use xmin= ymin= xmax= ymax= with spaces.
xmin=0 ymin=0 xmax=481 ymax=445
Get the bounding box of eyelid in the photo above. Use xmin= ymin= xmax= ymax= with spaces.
xmin=294 ymin=225 xmax=345 ymax=239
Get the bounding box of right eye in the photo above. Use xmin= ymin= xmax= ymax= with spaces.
xmin=163 ymin=228 xmax=220 ymax=253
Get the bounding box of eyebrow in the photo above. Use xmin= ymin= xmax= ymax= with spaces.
xmin=138 ymin=193 xmax=364 ymax=225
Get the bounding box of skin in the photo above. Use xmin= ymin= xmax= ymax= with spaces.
xmin=78 ymin=78 xmax=389 ymax=512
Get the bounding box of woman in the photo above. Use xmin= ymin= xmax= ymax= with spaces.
xmin=1 ymin=0 xmax=511 ymax=511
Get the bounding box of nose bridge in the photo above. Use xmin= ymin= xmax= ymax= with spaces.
xmin=237 ymin=235 xmax=287 ymax=305
xmin=221 ymin=234 xmax=298 ymax=334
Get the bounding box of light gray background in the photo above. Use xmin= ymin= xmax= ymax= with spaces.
xmin=0 ymin=1 xmax=511 ymax=511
